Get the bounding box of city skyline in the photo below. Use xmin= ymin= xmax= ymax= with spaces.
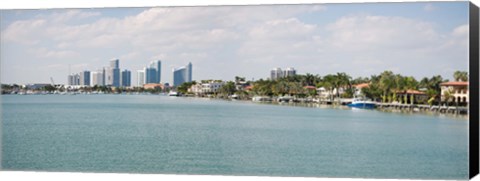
xmin=1 ymin=2 xmax=469 ymax=85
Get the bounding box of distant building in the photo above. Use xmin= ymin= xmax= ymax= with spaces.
xmin=106 ymin=59 xmax=120 ymax=87
xmin=137 ymin=70 xmax=145 ymax=87
xmin=91 ymin=69 xmax=105 ymax=86
xmin=283 ymin=67 xmax=296 ymax=77
xmin=271 ymin=67 xmax=296 ymax=80
xmin=189 ymin=81 xmax=224 ymax=95
xmin=138 ymin=60 xmax=162 ymax=84
xmin=395 ymin=90 xmax=428 ymax=104
xmin=270 ymin=68 xmax=283 ymax=80
xmin=202 ymin=81 xmax=224 ymax=94
xmin=145 ymin=67 xmax=157 ymax=84
xmin=354 ymin=83 xmax=370 ymax=97
xmin=68 ymin=73 xmax=80 ymax=85
xmin=121 ymin=70 xmax=131 ymax=87
xmin=440 ymin=81 xmax=469 ymax=104
xmin=79 ymin=71 xmax=91 ymax=86
xmin=143 ymin=83 xmax=165 ymax=90
xmin=172 ymin=62 xmax=192 ymax=86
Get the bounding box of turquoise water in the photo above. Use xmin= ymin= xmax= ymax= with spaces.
xmin=1 ymin=95 xmax=468 ymax=179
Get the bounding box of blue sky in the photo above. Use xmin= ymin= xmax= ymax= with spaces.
xmin=0 ymin=2 xmax=469 ymax=85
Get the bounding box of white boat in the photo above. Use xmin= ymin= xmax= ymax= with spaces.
xmin=230 ymin=94 xmax=239 ymax=99
xmin=347 ymin=97 xmax=376 ymax=109
xmin=168 ymin=91 xmax=179 ymax=96
xmin=277 ymin=96 xmax=294 ymax=102
xmin=252 ymin=96 xmax=272 ymax=102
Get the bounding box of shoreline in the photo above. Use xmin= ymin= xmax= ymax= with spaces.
xmin=2 ymin=93 xmax=469 ymax=119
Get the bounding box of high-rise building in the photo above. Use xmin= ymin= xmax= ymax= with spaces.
xmin=106 ymin=59 xmax=121 ymax=87
xmin=68 ymin=75 xmax=74 ymax=85
xmin=144 ymin=60 xmax=161 ymax=84
xmin=145 ymin=67 xmax=157 ymax=84
xmin=151 ymin=60 xmax=161 ymax=83
xmin=102 ymin=67 xmax=106 ymax=85
xmin=270 ymin=67 xmax=296 ymax=80
xmin=270 ymin=68 xmax=283 ymax=80
xmin=68 ymin=73 xmax=80 ymax=85
xmin=110 ymin=59 xmax=119 ymax=68
xmin=79 ymin=71 xmax=91 ymax=86
xmin=172 ymin=62 xmax=192 ymax=86
xmin=137 ymin=69 xmax=145 ymax=87
xmin=284 ymin=67 xmax=296 ymax=77
xmin=121 ymin=70 xmax=131 ymax=87
xmin=91 ymin=70 xmax=105 ymax=86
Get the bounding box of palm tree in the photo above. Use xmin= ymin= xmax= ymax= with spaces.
xmin=219 ymin=81 xmax=236 ymax=97
xmin=304 ymin=73 xmax=316 ymax=86
xmin=320 ymin=75 xmax=336 ymax=101
xmin=443 ymin=88 xmax=454 ymax=108
xmin=379 ymin=71 xmax=395 ymax=103
xmin=453 ymin=71 xmax=468 ymax=82
xmin=332 ymin=72 xmax=351 ymax=98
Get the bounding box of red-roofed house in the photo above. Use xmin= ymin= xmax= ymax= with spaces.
xmin=395 ymin=89 xmax=428 ymax=104
xmin=303 ymin=86 xmax=316 ymax=90
xmin=353 ymin=83 xmax=369 ymax=97
xmin=440 ymin=81 xmax=468 ymax=104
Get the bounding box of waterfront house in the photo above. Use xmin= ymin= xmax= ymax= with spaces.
xmin=189 ymin=81 xmax=225 ymax=95
xmin=235 ymin=81 xmax=249 ymax=91
xmin=143 ymin=83 xmax=165 ymax=90
xmin=439 ymin=81 xmax=468 ymax=105
xmin=353 ymin=83 xmax=369 ymax=97
xmin=395 ymin=89 xmax=428 ymax=104
xmin=317 ymin=87 xmax=345 ymax=100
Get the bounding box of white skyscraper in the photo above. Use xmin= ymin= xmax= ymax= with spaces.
xmin=91 ymin=69 xmax=105 ymax=86
xmin=137 ymin=69 xmax=145 ymax=87
xmin=284 ymin=67 xmax=296 ymax=77
xmin=270 ymin=68 xmax=283 ymax=80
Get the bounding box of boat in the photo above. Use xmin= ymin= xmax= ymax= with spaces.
xmin=230 ymin=94 xmax=239 ymax=100
xmin=168 ymin=91 xmax=179 ymax=96
xmin=347 ymin=97 xmax=377 ymax=109
xmin=277 ymin=96 xmax=294 ymax=103
xmin=252 ymin=96 xmax=272 ymax=102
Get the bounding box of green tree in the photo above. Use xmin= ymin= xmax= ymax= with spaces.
xmin=42 ymin=85 xmax=57 ymax=92
xmin=443 ymin=88 xmax=454 ymax=107
xmin=453 ymin=70 xmax=468 ymax=82
xmin=219 ymin=81 xmax=236 ymax=97
xmin=177 ymin=81 xmax=196 ymax=94
xmin=379 ymin=71 xmax=395 ymax=103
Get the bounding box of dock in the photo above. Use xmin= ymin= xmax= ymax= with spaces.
xmin=377 ymin=103 xmax=468 ymax=115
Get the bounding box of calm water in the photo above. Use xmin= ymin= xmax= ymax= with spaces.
xmin=1 ymin=95 xmax=468 ymax=179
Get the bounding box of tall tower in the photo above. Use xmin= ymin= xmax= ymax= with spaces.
xmin=172 ymin=62 xmax=193 ymax=87
xmin=270 ymin=68 xmax=283 ymax=80
xmin=151 ymin=60 xmax=161 ymax=83
xmin=137 ymin=69 xmax=145 ymax=87
xmin=110 ymin=59 xmax=119 ymax=69
xmin=187 ymin=62 xmax=192 ymax=82
xmin=121 ymin=69 xmax=131 ymax=87
xmin=108 ymin=59 xmax=120 ymax=87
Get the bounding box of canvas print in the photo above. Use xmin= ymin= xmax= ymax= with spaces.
xmin=0 ymin=2 xmax=474 ymax=180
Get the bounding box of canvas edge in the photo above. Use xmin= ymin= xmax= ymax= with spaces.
xmin=469 ymin=1 xmax=479 ymax=180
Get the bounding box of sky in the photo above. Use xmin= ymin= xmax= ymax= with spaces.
xmin=0 ymin=2 xmax=469 ymax=85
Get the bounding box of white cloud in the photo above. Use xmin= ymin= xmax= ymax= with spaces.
xmin=3 ymin=19 xmax=46 ymax=45
xmin=31 ymin=48 xmax=79 ymax=59
xmin=452 ymin=24 xmax=468 ymax=37
xmin=0 ymin=5 xmax=468 ymax=84
xmin=424 ymin=4 xmax=436 ymax=12
xmin=326 ymin=15 xmax=441 ymax=51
